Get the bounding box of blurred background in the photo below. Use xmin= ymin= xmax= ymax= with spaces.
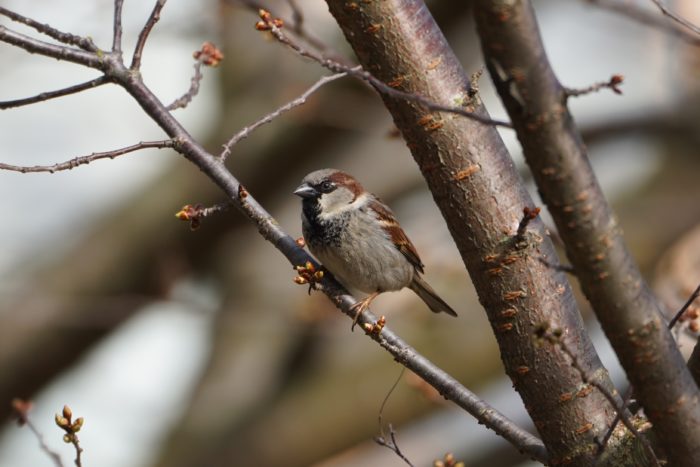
xmin=0 ymin=1 xmax=698 ymax=466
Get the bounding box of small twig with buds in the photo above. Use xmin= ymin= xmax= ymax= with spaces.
xmin=254 ymin=9 xmax=513 ymax=128
xmin=293 ymin=261 xmax=324 ymax=294
xmin=167 ymin=42 xmax=223 ymax=111
xmin=175 ymin=202 xmax=232 ymax=230
xmin=515 ymin=206 xmax=541 ymax=242
xmin=565 ymin=74 xmax=625 ymax=98
xmin=220 ymin=70 xmax=350 ymax=160
xmin=11 ymin=399 xmax=64 ymax=467
xmin=55 ymin=405 xmax=84 ymax=467
xmin=0 ymin=140 xmax=176 ymax=174
xmin=433 ymin=452 xmax=465 ymax=467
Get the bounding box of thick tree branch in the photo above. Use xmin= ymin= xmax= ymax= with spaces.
xmin=0 ymin=4 xmax=546 ymax=461
xmin=0 ymin=77 xmax=108 ymax=109
xmin=323 ymin=1 xmax=618 ymax=464
xmin=474 ymin=2 xmax=700 ymax=464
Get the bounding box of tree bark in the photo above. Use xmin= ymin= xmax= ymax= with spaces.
xmin=473 ymin=1 xmax=700 ymax=464
xmin=324 ymin=0 xmax=619 ymax=463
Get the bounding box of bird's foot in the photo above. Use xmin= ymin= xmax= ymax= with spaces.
xmin=350 ymin=291 xmax=380 ymax=332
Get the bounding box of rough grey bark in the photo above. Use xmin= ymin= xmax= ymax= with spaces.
xmin=473 ymin=1 xmax=700 ymax=464
xmin=324 ymin=0 xmax=619 ymax=463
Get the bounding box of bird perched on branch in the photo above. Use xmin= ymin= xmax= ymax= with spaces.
xmin=294 ymin=168 xmax=458 ymax=329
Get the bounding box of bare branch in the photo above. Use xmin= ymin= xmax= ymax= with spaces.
xmin=374 ymin=424 xmax=415 ymax=467
xmin=11 ymin=399 xmax=64 ymax=467
xmin=0 ymin=140 xmax=175 ymax=174
xmin=0 ymin=7 xmax=97 ymax=51
xmin=131 ymin=0 xmax=167 ymax=70
xmin=565 ymin=74 xmax=625 ymax=98
xmin=650 ymin=0 xmax=700 ymax=36
xmin=0 ymin=77 xmax=108 ymax=110
xmin=166 ymin=59 xmax=204 ymax=111
xmin=175 ymin=201 xmax=232 ymax=230
xmin=255 ymin=11 xmax=513 ymax=128
xmin=112 ymin=0 xmax=124 ymax=55
xmin=0 ymin=25 xmax=104 ymax=69
xmin=668 ymin=283 xmax=700 ymax=330
xmin=220 ymin=71 xmax=350 ymax=160
xmin=584 ymin=0 xmax=700 ymax=46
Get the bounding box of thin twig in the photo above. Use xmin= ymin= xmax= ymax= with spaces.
xmin=166 ymin=59 xmax=204 ymax=111
xmin=0 ymin=140 xmax=175 ymax=173
xmin=515 ymin=206 xmax=540 ymax=241
xmin=131 ymin=0 xmax=167 ymax=70
xmin=0 ymin=77 xmax=108 ymax=109
xmin=11 ymin=399 xmax=64 ymax=467
xmin=374 ymin=368 xmax=414 ymax=467
xmin=220 ymin=71 xmax=350 ymax=160
xmin=537 ymin=328 xmax=660 ymax=466
xmin=565 ymin=74 xmax=624 ymax=98
xmin=257 ymin=12 xmax=513 ymax=128
xmin=583 ymin=0 xmax=700 ymax=46
xmin=0 ymin=7 xmax=97 ymax=51
xmin=668 ymin=283 xmax=700 ymax=330
xmin=112 ymin=0 xmax=124 ymax=55
xmin=175 ymin=201 xmax=233 ymax=230
xmin=650 ymin=0 xmax=700 ymax=36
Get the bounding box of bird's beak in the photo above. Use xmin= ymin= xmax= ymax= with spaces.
xmin=293 ymin=182 xmax=318 ymax=199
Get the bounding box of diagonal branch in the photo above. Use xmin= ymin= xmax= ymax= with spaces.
xmin=0 ymin=77 xmax=109 ymax=110
xmin=220 ymin=70 xmax=351 ymax=160
xmin=0 ymin=7 xmax=97 ymax=51
xmin=131 ymin=0 xmax=167 ymax=70
xmin=0 ymin=140 xmax=175 ymax=173
xmin=0 ymin=24 xmax=104 ymax=69
xmin=650 ymin=0 xmax=700 ymax=36
xmin=584 ymin=0 xmax=700 ymax=46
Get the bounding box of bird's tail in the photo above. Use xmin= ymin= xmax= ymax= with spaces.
xmin=409 ymin=274 xmax=458 ymax=317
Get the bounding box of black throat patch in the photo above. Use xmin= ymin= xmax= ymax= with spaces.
xmin=302 ymin=198 xmax=348 ymax=247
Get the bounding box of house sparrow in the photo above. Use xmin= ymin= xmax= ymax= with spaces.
xmin=294 ymin=168 xmax=458 ymax=329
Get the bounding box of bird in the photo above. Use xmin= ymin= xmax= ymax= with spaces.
xmin=293 ymin=168 xmax=458 ymax=329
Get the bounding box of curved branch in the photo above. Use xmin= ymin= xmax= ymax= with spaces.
xmin=0 ymin=6 xmax=97 ymax=51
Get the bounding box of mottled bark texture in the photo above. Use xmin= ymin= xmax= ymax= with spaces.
xmin=473 ymin=1 xmax=700 ymax=464
xmin=324 ymin=0 xmax=618 ymax=463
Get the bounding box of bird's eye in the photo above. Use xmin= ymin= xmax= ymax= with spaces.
xmin=319 ymin=180 xmax=335 ymax=192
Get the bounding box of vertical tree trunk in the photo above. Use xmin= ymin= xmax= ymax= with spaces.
xmin=324 ymin=0 xmax=619 ymax=463
xmin=473 ymin=1 xmax=700 ymax=464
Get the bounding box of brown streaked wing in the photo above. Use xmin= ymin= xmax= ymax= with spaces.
xmin=368 ymin=198 xmax=425 ymax=273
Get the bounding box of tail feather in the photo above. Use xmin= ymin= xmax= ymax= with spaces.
xmin=409 ymin=275 xmax=458 ymax=317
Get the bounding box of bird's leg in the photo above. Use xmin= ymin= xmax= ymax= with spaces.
xmin=350 ymin=291 xmax=381 ymax=332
